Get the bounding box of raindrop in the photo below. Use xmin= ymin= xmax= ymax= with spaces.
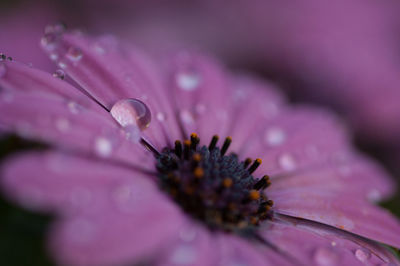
xmin=0 ymin=53 xmax=6 ymax=61
xmin=58 ymin=61 xmax=67 ymax=69
xmin=264 ymin=127 xmax=286 ymax=146
xmin=41 ymin=33 xmax=58 ymax=51
xmin=156 ymin=112 xmax=166 ymax=122
xmin=7 ymin=56 xmax=12 ymax=61
xmin=110 ymin=98 xmax=151 ymax=131
xmin=176 ymin=70 xmax=201 ymax=91
xmin=67 ymin=101 xmax=82 ymax=114
xmin=179 ymin=110 xmax=195 ymax=124
xmin=49 ymin=53 xmax=58 ymax=61
xmin=355 ymin=249 xmax=370 ymax=262
xmin=53 ymin=69 xmax=65 ymax=79
xmin=313 ymin=248 xmax=338 ymax=266
xmin=45 ymin=22 xmax=66 ymax=35
xmin=94 ymin=137 xmax=112 ymax=157
xmin=278 ymin=153 xmax=297 ymax=171
xmin=170 ymin=245 xmax=196 ymax=265
xmin=0 ymin=63 xmax=6 ymax=78
xmin=55 ymin=118 xmax=70 ymax=132
xmin=66 ymin=47 xmax=83 ymax=62
xmin=93 ymin=43 xmax=106 ymax=55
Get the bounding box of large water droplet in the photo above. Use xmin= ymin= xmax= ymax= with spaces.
xmin=313 ymin=248 xmax=338 ymax=266
xmin=94 ymin=137 xmax=113 ymax=157
xmin=66 ymin=47 xmax=83 ymax=62
xmin=110 ymin=98 xmax=151 ymax=131
xmin=264 ymin=127 xmax=286 ymax=146
xmin=53 ymin=69 xmax=65 ymax=80
xmin=41 ymin=33 xmax=58 ymax=51
xmin=176 ymin=70 xmax=201 ymax=91
xmin=355 ymin=249 xmax=370 ymax=262
xmin=0 ymin=63 xmax=6 ymax=78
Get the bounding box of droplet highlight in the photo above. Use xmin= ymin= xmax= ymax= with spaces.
xmin=66 ymin=47 xmax=83 ymax=62
xmin=110 ymin=98 xmax=151 ymax=131
xmin=176 ymin=70 xmax=201 ymax=91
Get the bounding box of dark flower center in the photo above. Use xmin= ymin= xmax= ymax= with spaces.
xmin=155 ymin=133 xmax=273 ymax=233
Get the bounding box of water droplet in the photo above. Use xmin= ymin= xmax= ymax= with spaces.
xmin=55 ymin=118 xmax=70 ymax=132
xmin=330 ymin=241 xmax=337 ymax=246
xmin=94 ymin=137 xmax=112 ymax=157
xmin=49 ymin=53 xmax=58 ymax=61
xmin=170 ymin=245 xmax=196 ymax=265
xmin=58 ymin=61 xmax=67 ymax=69
xmin=66 ymin=47 xmax=83 ymax=62
xmin=41 ymin=33 xmax=58 ymax=51
xmin=93 ymin=44 xmax=105 ymax=55
xmin=278 ymin=153 xmax=297 ymax=171
xmin=264 ymin=127 xmax=286 ymax=146
xmin=313 ymin=248 xmax=338 ymax=266
xmin=0 ymin=53 xmax=6 ymax=61
xmin=156 ymin=112 xmax=166 ymax=122
xmin=110 ymin=98 xmax=151 ymax=131
xmin=0 ymin=63 xmax=6 ymax=78
xmin=176 ymin=70 xmax=201 ymax=91
xmin=355 ymin=249 xmax=370 ymax=262
xmin=52 ymin=69 xmax=65 ymax=79
xmin=44 ymin=22 xmax=66 ymax=35
xmin=67 ymin=101 xmax=82 ymax=114
xmin=179 ymin=110 xmax=195 ymax=124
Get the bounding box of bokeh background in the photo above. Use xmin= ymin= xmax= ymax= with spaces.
xmin=1 ymin=0 xmax=400 ymax=264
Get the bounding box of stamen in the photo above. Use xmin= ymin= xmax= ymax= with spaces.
xmin=244 ymin=158 xmax=252 ymax=168
xmin=190 ymin=133 xmax=200 ymax=150
xmin=222 ymin=177 xmax=233 ymax=188
xmin=220 ymin=136 xmax=232 ymax=156
xmin=253 ymin=175 xmax=271 ymax=190
xmin=249 ymin=190 xmax=260 ymax=200
xmin=209 ymin=135 xmax=219 ymax=150
xmin=248 ymin=158 xmax=262 ymax=174
xmin=183 ymin=140 xmax=191 ymax=160
xmin=174 ymin=140 xmax=182 ymax=158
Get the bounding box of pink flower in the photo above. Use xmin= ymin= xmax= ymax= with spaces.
xmin=1 ymin=27 xmax=400 ymax=265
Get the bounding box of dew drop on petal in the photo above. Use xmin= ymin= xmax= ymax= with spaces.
xmin=278 ymin=153 xmax=297 ymax=171
xmin=67 ymin=101 xmax=82 ymax=114
xmin=170 ymin=245 xmax=197 ymax=265
xmin=94 ymin=137 xmax=112 ymax=157
xmin=176 ymin=70 xmax=201 ymax=91
xmin=264 ymin=127 xmax=286 ymax=146
xmin=110 ymin=98 xmax=151 ymax=131
xmin=52 ymin=69 xmax=65 ymax=80
xmin=313 ymin=248 xmax=338 ymax=266
xmin=55 ymin=118 xmax=70 ymax=132
xmin=0 ymin=63 xmax=6 ymax=78
xmin=0 ymin=53 xmax=6 ymax=61
xmin=41 ymin=33 xmax=58 ymax=51
xmin=66 ymin=47 xmax=83 ymax=62
xmin=58 ymin=61 xmax=67 ymax=69
xmin=156 ymin=112 xmax=166 ymax=122
xmin=179 ymin=110 xmax=195 ymax=124
xmin=355 ymin=249 xmax=370 ymax=262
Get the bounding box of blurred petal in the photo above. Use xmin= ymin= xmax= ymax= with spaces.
xmin=41 ymin=30 xmax=181 ymax=148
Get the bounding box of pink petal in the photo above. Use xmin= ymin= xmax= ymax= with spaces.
xmin=41 ymin=30 xmax=181 ymax=149
xmin=163 ymin=51 xmax=233 ymax=142
xmin=215 ymin=233 xmax=290 ymax=266
xmin=1 ymin=151 xmax=185 ymax=265
xmin=1 ymin=151 xmax=157 ymax=213
xmin=273 ymin=195 xmax=400 ymax=248
xmin=262 ymin=220 xmax=399 ymax=265
xmin=227 ymin=75 xmax=286 ymax=153
xmin=269 ymin=155 xmax=394 ymax=203
xmin=0 ymin=62 xmax=153 ymax=169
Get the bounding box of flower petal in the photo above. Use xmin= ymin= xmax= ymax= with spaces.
xmin=41 ymin=30 xmax=181 ymax=148
xmin=0 ymin=61 xmax=153 ymax=169
xmin=1 ymin=151 xmax=184 ymax=265
xmin=261 ymin=219 xmax=399 ymax=265
xmin=164 ymin=51 xmax=233 ymax=142
xmin=273 ymin=195 xmax=400 ymax=249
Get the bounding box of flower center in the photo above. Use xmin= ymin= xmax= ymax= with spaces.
xmin=156 ymin=133 xmax=273 ymax=233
